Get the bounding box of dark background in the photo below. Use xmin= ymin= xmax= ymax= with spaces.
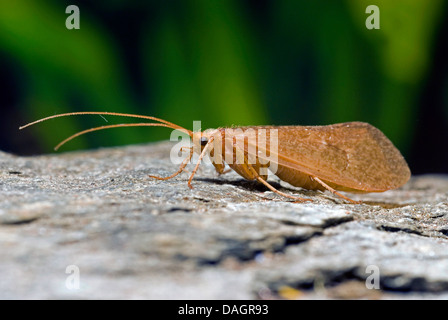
xmin=0 ymin=0 xmax=447 ymax=174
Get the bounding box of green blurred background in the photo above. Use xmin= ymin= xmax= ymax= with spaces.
xmin=0 ymin=0 xmax=447 ymax=174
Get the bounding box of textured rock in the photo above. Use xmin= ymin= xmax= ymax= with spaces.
xmin=0 ymin=142 xmax=447 ymax=299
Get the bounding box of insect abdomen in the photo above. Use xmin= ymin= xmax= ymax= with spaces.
xmin=273 ymin=165 xmax=325 ymax=191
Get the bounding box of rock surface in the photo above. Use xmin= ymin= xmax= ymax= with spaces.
xmin=0 ymin=141 xmax=447 ymax=299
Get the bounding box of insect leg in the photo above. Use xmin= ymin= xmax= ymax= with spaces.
xmin=148 ymin=147 xmax=193 ymax=181
xmin=219 ymin=169 xmax=232 ymax=175
xmin=188 ymin=136 xmax=215 ymax=189
xmin=208 ymin=148 xmax=228 ymax=175
xmin=245 ymin=165 xmax=312 ymax=202
xmin=230 ymin=140 xmax=310 ymax=202
xmin=311 ymin=176 xmax=361 ymax=204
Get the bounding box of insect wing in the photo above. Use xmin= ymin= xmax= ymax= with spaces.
xmin=233 ymin=122 xmax=410 ymax=192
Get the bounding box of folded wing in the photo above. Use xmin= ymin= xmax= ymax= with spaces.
xmin=231 ymin=122 xmax=410 ymax=192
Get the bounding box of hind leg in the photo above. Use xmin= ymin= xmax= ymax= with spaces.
xmin=311 ymin=176 xmax=361 ymax=204
xmin=249 ymin=166 xmax=312 ymax=202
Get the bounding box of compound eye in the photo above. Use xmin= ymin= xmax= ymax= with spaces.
xmin=200 ymin=137 xmax=208 ymax=146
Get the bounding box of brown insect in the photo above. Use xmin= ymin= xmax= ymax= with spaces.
xmin=20 ymin=112 xmax=411 ymax=203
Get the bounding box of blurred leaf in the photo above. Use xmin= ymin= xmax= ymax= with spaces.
xmin=347 ymin=0 xmax=443 ymax=84
xmin=0 ymin=0 xmax=141 ymax=151
xmin=346 ymin=0 xmax=443 ymax=151
xmin=143 ymin=0 xmax=267 ymax=136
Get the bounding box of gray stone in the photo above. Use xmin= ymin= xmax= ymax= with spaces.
xmin=0 ymin=141 xmax=448 ymax=299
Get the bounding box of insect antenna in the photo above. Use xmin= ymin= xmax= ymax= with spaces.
xmin=19 ymin=111 xmax=187 ymax=131
xmin=52 ymin=123 xmax=191 ymax=151
xmin=19 ymin=111 xmax=194 ymax=150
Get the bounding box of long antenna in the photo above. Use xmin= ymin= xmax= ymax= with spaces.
xmin=53 ymin=122 xmax=190 ymax=150
xmin=19 ymin=111 xmax=188 ymax=132
xmin=19 ymin=111 xmax=194 ymax=150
